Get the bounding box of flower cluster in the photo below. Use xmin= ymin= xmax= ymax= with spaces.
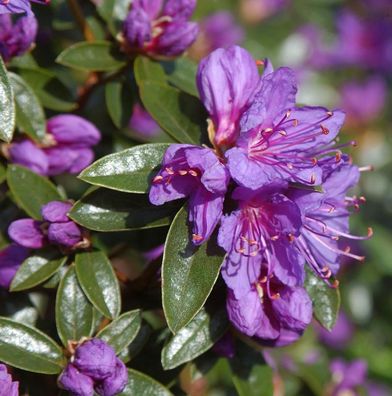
xmin=0 ymin=364 xmax=18 ymax=396
xmin=7 ymin=114 xmax=101 ymax=176
xmin=0 ymin=13 xmax=37 ymax=62
xmin=150 ymin=45 xmax=371 ymax=346
xmin=59 ymin=339 xmax=128 ymax=396
xmin=123 ymin=0 xmax=199 ymax=57
xmin=0 ymin=0 xmax=48 ymax=15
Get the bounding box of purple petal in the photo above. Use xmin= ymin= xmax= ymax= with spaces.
xmin=41 ymin=201 xmax=72 ymax=223
xmin=0 ymin=244 xmax=30 ymax=289
xmin=94 ymin=359 xmax=128 ymax=396
xmin=133 ymin=0 xmax=163 ymax=19
xmin=0 ymin=364 xmax=19 ymax=396
xmin=58 ymin=364 xmax=94 ymax=396
xmin=123 ymin=8 xmax=152 ymax=48
xmin=163 ymin=0 xmax=196 ymax=18
xmin=0 ymin=0 xmax=33 ymax=15
xmin=9 ymin=140 xmax=49 ymax=176
xmin=8 ymin=219 xmax=46 ymax=249
xmin=212 ymin=332 xmax=235 ymax=358
xmin=47 ymin=221 xmax=82 ymax=247
xmin=316 ymin=311 xmax=354 ymax=349
xmin=129 ymin=103 xmax=160 ymax=138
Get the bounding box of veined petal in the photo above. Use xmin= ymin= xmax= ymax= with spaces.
xmin=163 ymin=0 xmax=196 ymax=19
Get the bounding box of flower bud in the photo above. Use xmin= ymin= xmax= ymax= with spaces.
xmin=47 ymin=221 xmax=82 ymax=248
xmin=58 ymin=363 xmax=94 ymax=396
xmin=0 ymin=245 xmax=30 ymax=289
xmin=41 ymin=201 xmax=72 ymax=223
xmin=95 ymin=359 xmax=128 ymax=396
xmin=163 ymin=0 xmax=196 ymax=19
xmin=8 ymin=219 xmax=46 ymax=249
xmin=9 ymin=140 xmax=49 ymax=176
xmin=123 ymin=8 xmax=152 ymax=48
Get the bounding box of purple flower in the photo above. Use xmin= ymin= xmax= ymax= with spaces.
xmin=0 ymin=244 xmax=30 ymax=289
xmin=226 ymin=271 xmax=312 ymax=347
xmin=197 ymin=46 xmax=261 ymax=147
xmin=0 ymin=14 xmax=38 ymax=62
xmin=9 ymin=114 xmax=101 ymax=176
xmin=128 ymin=103 xmax=160 ymax=139
xmin=123 ymin=0 xmax=198 ymax=57
xmin=8 ymin=201 xmax=83 ymax=249
xmin=0 ymin=0 xmax=49 ymax=15
xmin=225 ymin=66 xmax=345 ymax=189
xmin=149 ymin=144 xmax=229 ymax=245
xmin=340 ymin=77 xmax=386 ymax=124
xmin=330 ymin=359 xmax=368 ymax=395
xmin=0 ymin=364 xmax=18 ymax=396
xmin=94 ymin=359 xmax=128 ymax=396
xmin=218 ymin=184 xmax=304 ymax=294
xmin=58 ymin=363 xmax=94 ymax=396
xmin=316 ymin=311 xmax=354 ymax=349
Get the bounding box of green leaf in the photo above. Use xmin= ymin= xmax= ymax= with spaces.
xmin=69 ymin=188 xmax=176 ymax=232
xmin=119 ymin=369 xmax=173 ymax=396
xmin=79 ymin=143 xmax=170 ymax=193
xmin=164 ymin=58 xmax=198 ymax=97
xmin=56 ymin=41 xmax=127 ymax=72
xmin=7 ymin=165 xmax=62 ymax=219
xmin=56 ymin=266 xmax=94 ymax=347
xmin=97 ymin=310 xmax=141 ymax=354
xmin=304 ymin=268 xmax=340 ymax=330
xmin=139 ymin=81 xmax=205 ymax=144
xmin=17 ymin=66 xmax=76 ymax=112
xmin=0 ymin=56 xmax=15 ymax=143
xmin=8 ymin=73 xmax=46 ymax=142
xmin=96 ymin=0 xmax=132 ymax=36
xmin=0 ymin=163 xmax=6 ymax=184
xmin=134 ymin=56 xmax=167 ymax=86
xmin=161 ymin=307 xmax=228 ymax=370
xmin=105 ymin=80 xmax=133 ymax=129
xmin=75 ymin=251 xmax=121 ymax=319
xmin=10 ymin=249 xmax=67 ymax=291
xmin=229 ymin=342 xmax=274 ymax=396
xmin=163 ymin=208 xmax=224 ymax=333
xmin=0 ymin=317 xmax=65 ymax=374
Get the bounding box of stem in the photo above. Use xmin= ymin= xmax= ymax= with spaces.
xmin=67 ymin=0 xmax=95 ymax=42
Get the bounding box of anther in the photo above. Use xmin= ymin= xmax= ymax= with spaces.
xmin=153 ymin=175 xmax=163 ymax=183
xmin=287 ymin=233 xmax=295 ymax=242
xmin=278 ymin=130 xmax=287 ymax=136
xmin=192 ymin=234 xmax=203 ymax=242
xmin=178 ymin=170 xmax=188 ymax=176
xmin=271 ymin=235 xmax=279 ymax=241
xmin=310 ymin=173 xmax=316 ymax=184
xmin=285 ymin=110 xmax=292 ymax=118
xmin=321 ymin=124 xmax=329 ymax=135
xmin=259 ymin=276 xmax=268 ymax=283
xmin=367 ymin=227 xmax=373 ymax=237
xmin=335 ymin=151 xmax=342 ymax=162
xmin=264 ymin=127 xmax=273 ymax=133
xmin=287 ymin=163 xmax=294 ymax=170
xmin=311 ymin=157 xmax=318 ymax=166
xmin=165 ymin=167 xmax=174 ymax=175
xmin=256 ymin=60 xmax=264 ymax=66
xmin=271 ymin=292 xmax=280 ymax=300
xmin=332 ymin=279 xmax=340 ymax=288
xmin=189 ymin=170 xmax=198 ymax=177
xmin=327 ymin=111 xmax=333 ymax=117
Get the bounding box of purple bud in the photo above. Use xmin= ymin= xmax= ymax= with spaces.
xmin=73 ymin=339 xmax=117 ymax=381
xmin=0 ymin=364 xmax=18 ymax=396
xmin=9 ymin=140 xmax=49 ymax=175
xmin=0 ymin=0 xmax=33 ymax=15
xmin=129 ymin=103 xmax=160 ymax=139
xmin=95 ymin=359 xmax=128 ymax=396
xmin=163 ymin=0 xmax=196 ymax=19
xmin=47 ymin=221 xmax=82 ymax=247
xmin=41 ymin=201 xmax=72 ymax=223
xmin=47 ymin=115 xmax=101 ymax=147
xmin=58 ymin=363 xmax=94 ymax=396
xmin=8 ymin=219 xmax=46 ymax=249
xmin=0 ymin=244 xmax=30 ymax=289
xmin=123 ymin=8 xmax=152 ymax=48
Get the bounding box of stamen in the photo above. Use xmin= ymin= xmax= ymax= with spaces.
xmin=178 ymin=170 xmax=188 ymax=176
xmin=327 ymin=111 xmax=333 ymax=117
xmin=320 ymin=124 xmax=329 ymax=135
xmin=192 ymin=234 xmax=203 ymax=243
xmin=153 ymin=175 xmax=163 ymax=183
xmin=256 ymin=60 xmax=264 ymax=66
xmin=189 ymin=170 xmax=198 ymax=177
xmin=165 ymin=167 xmax=174 ymax=175
xmin=359 ymin=165 xmax=374 ymax=172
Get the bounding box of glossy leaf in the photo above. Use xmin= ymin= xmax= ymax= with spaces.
xmin=163 ymin=208 xmax=224 ymax=333
xmin=56 ymin=266 xmax=94 ymax=347
xmin=0 ymin=56 xmax=15 ymax=143
xmin=134 ymin=56 xmax=167 ymax=86
xmin=304 ymin=269 xmax=340 ymax=331
xmin=7 ymin=165 xmax=63 ymax=219
xmin=161 ymin=307 xmax=228 ymax=370
xmin=105 ymin=80 xmax=133 ymax=128
xmin=0 ymin=317 xmax=65 ymax=374
xmin=75 ymin=251 xmax=121 ymax=319
xmin=9 ymin=72 xmax=46 ymax=142
xmin=164 ymin=58 xmax=198 ymax=97
xmin=79 ymin=143 xmax=170 ymax=193
xmin=69 ymin=188 xmax=176 ymax=232
xmin=97 ymin=310 xmax=141 ymax=354
xmin=139 ymin=81 xmax=205 ymax=144
xmin=10 ymin=249 xmax=67 ymax=291
xmin=56 ymin=41 xmax=127 ymax=72
xmin=119 ymin=369 xmax=173 ymax=396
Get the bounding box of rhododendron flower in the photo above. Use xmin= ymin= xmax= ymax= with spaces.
xmin=197 ymin=46 xmax=261 ymax=147
xmin=129 ymin=103 xmax=160 ymax=139
xmin=149 ymin=144 xmax=229 ymax=245
xmin=123 ymin=0 xmax=198 ymax=57
xmin=9 ymin=114 xmax=101 ymax=176
xmin=0 ymin=244 xmax=29 ymax=289
xmin=0 ymin=364 xmax=18 ymax=396
xmin=0 ymin=14 xmax=37 ymax=62
xmin=330 ymin=359 xmax=368 ymax=396
xmin=0 ymin=0 xmax=49 ymax=15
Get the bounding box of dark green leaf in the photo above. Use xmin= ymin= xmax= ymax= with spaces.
xmin=96 ymin=0 xmax=132 ymax=36
xmin=0 ymin=163 xmax=6 ymax=184
xmin=97 ymin=310 xmax=141 ymax=354
xmin=163 ymin=208 xmax=224 ymax=333
xmin=10 ymin=249 xmax=67 ymax=291
xmin=7 ymin=165 xmax=62 ymax=219
xmin=0 ymin=56 xmax=15 ymax=143
xmin=17 ymin=66 xmax=76 ymax=111
xmin=304 ymin=268 xmax=340 ymax=330
xmin=0 ymin=317 xmax=65 ymax=374
xmin=119 ymin=369 xmax=173 ymax=396
xmin=75 ymin=251 xmax=121 ymax=319
xmin=79 ymin=143 xmax=170 ymax=193
xmin=56 ymin=266 xmax=94 ymax=347
xmin=134 ymin=56 xmax=167 ymax=86
xmin=56 ymin=41 xmax=127 ymax=72
xmin=164 ymin=58 xmax=198 ymax=97
xmin=9 ymin=73 xmax=46 ymax=142
xmin=69 ymin=188 xmax=176 ymax=232
xmin=105 ymin=80 xmax=133 ymax=128
xmin=161 ymin=307 xmax=228 ymax=370
xmin=139 ymin=81 xmax=205 ymax=144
